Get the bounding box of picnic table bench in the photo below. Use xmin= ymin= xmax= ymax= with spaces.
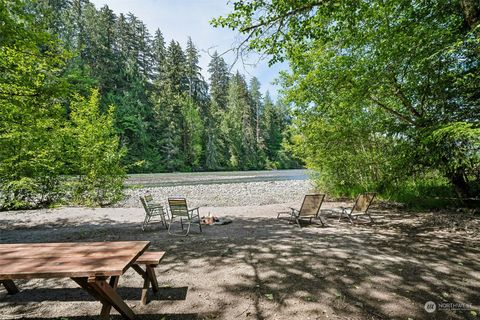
xmin=133 ymin=251 xmax=165 ymax=305
xmin=0 ymin=241 xmax=160 ymax=320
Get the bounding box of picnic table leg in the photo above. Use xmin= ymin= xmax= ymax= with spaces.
xmin=88 ymin=277 xmax=135 ymax=320
xmin=146 ymin=265 xmax=158 ymax=293
xmin=1 ymin=280 xmax=19 ymax=294
xmin=71 ymin=277 xmax=110 ymax=305
xmin=72 ymin=276 xmax=135 ymax=320
xmin=131 ymin=264 xmax=158 ymax=305
xmin=100 ymin=276 xmax=119 ymax=318
xmin=140 ymin=272 xmax=150 ymax=305
xmin=131 ymin=264 xmax=150 ymax=305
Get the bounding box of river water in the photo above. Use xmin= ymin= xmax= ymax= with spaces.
xmin=126 ymin=169 xmax=310 ymax=187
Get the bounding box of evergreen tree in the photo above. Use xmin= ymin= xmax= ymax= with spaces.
xmin=262 ymin=92 xmax=284 ymax=165
xmin=151 ymin=29 xmax=166 ymax=81
xmin=126 ymin=15 xmax=153 ymax=82
xmin=249 ymin=77 xmax=263 ymax=145
xmin=153 ymin=87 xmax=184 ymax=171
xmin=90 ymin=5 xmax=119 ymax=95
xmin=204 ymin=100 xmax=223 ymax=170
xmin=102 ymin=12 xmax=155 ymax=172
xmin=185 ymin=37 xmax=207 ymax=102
xmin=164 ymin=40 xmax=188 ymax=92
xmin=208 ymin=51 xmax=230 ymax=110
xmin=153 ymin=40 xmax=197 ymax=171
xmin=185 ymin=37 xmax=211 ymax=168
xmin=223 ymin=72 xmax=258 ymax=169
xmin=249 ymin=77 xmax=266 ymax=167
xmin=115 ymin=13 xmax=129 ymax=54
xmin=207 ymin=52 xmax=231 ymax=169
xmin=147 ymin=28 xmax=167 ymax=170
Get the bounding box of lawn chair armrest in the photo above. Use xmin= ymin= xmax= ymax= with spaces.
xmin=288 ymin=207 xmax=301 ymax=218
xmin=277 ymin=211 xmax=292 ymax=218
xmin=188 ymin=207 xmax=200 ymax=219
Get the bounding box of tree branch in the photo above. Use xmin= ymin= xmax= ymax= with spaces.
xmin=389 ymin=73 xmax=423 ymax=118
xmin=0 ymin=91 xmax=39 ymax=98
xmin=369 ymin=95 xmax=416 ymax=126
xmin=240 ymin=1 xmax=325 ymax=33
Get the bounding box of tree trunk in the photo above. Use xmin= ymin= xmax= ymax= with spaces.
xmin=449 ymin=167 xmax=471 ymax=199
xmin=460 ymin=0 xmax=480 ymax=31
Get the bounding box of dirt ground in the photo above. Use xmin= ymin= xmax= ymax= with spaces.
xmin=0 ymin=202 xmax=479 ymax=320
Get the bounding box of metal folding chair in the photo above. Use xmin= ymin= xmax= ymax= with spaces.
xmin=277 ymin=194 xmax=326 ymax=228
xmin=167 ymin=197 xmax=202 ymax=236
xmin=338 ymin=192 xmax=376 ymax=224
xmin=140 ymin=194 xmax=168 ymax=231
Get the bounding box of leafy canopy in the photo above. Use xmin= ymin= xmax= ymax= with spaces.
xmin=213 ymin=0 xmax=480 ymax=199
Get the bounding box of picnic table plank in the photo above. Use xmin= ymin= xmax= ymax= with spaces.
xmin=135 ymin=251 xmax=166 ymax=265
xmin=0 ymin=241 xmax=150 ymax=320
xmin=0 ymin=241 xmax=149 ymax=280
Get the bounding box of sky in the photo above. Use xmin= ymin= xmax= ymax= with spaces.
xmin=90 ymin=0 xmax=288 ymax=99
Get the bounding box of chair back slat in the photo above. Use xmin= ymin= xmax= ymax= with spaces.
xmin=352 ymin=193 xmax=376 ymax=213
xmin=140 ymin=196 xmax=150 ymax=213
xmin=299 ymin=194 xmax=325 ymax=217
xmin=168 ymin=198 xmax=189 ymax=217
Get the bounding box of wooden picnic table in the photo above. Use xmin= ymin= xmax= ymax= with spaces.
xmin=0 ymin=241 xmax=150 ymax=320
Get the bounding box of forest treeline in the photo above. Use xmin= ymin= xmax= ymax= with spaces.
xmin=0 ymin=0 xmax=298 ymax=209
xmin=2 ymin=0 xmax=479 ymax=210
xmin=45 ymin=0 xmax=298 ymax=172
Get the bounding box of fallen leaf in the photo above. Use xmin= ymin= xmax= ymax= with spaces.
xmin=264 ymin=293 xmax=274 ymax=300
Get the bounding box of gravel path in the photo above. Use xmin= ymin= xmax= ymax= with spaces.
xmin=118 ymin=180 xmax=315 ymax=208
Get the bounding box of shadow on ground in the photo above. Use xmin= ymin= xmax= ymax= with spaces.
xmin=1 ymin=207 xmax=479 ymax=320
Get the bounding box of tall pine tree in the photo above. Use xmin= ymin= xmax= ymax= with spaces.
xmin=223 ymin=72 xmax=259 ymax=169
xmin=207 ymin=52 xmax=231 ymax=169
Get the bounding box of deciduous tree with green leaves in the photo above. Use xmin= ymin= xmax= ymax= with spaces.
xmin=0 ymin=1 xmax=126 ymax=209
xmin=213 ymin=0 xmax=480 ymax=199
xmin=0 ymin=0 xmax=69 ymax=209
xmin=66 ymin=90 xmax=126 ymax=206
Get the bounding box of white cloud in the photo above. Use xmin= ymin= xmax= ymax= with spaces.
xmin=90 ymin=0 xmax=287 ymax=99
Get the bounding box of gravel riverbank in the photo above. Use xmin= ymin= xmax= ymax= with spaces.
xmin=117 ymin=179 xmax=315 ymax=208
